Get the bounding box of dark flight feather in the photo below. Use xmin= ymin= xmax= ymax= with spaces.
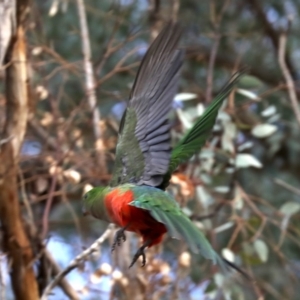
xmin=110 ymin=23 xmax=183 ymax=187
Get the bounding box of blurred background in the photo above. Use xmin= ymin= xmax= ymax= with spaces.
xmin=1 ymin=0 xmax=300 ymax=299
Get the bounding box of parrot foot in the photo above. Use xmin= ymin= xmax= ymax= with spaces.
xmin=129 ymin=246 xmax=147 ymax=268
xmin=129 ymin=240 xmax=151 ymax=268
xmin=111 ymin=228 xmax=126 ymax=252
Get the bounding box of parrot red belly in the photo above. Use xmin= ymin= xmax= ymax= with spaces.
xmin=104 ymin=188 xmax=167 ymax=247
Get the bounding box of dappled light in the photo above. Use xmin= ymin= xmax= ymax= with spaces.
xmin=0 ymin=1 xmax=300 ymax=300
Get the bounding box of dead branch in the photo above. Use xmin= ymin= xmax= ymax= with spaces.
xmin=0 ymin=0 xmax=15 ymax=67
xmin=45 ymin=250 xmax=79 ymax=300
xmin=205 ymin=0 xmax=228 ymax=103
xmin=41 ymin=226 xmax=112 ymax=300
xmin=278 ymin=31 xmax=300 ymax=127
xmin=186 ymin=45 xmax=300 ymax=98
xmin=170 ymin=0 xmax=180 ymax=22
xmin=96 ymin=47 xmax=141 ymax=87
xmin=274 ymin=178 xmax=300 ymax=197
xmin=28 ymin=118 xmax=57 ymax=151
xmin=149 ymin=0 xmax=162 ymax=40
xmin=95 ymin=29 xmax=141 ymax=76
xmin=246 ymin=0 xmax=296 ymax=79
xmin=76 ymin=0 xmax=107 ymax=172
xmin=41 ymin=167 xmax=58 ymax=239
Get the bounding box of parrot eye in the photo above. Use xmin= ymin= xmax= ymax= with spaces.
xmin=83 ymin=193 xmax=88 ymax=200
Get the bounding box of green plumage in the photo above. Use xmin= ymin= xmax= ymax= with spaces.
xmin=159 ymin=72 xmax=243 ymax=189
xmin=129 ymin=184 xmax=220 ymax=262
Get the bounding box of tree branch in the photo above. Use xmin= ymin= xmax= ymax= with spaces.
xmin=0 ymin=0 xmax=15 ymax=67
xmin=186 ymin=45 xmax=300 ymax=97
xmin=41 ymin=226 xmax=112 ymax=300
xmin=246 ymin=0 xmax=296 ymax=79
xmin=278 ymin=31 xmax=300 ymax=127
xmin=76 ymin=0 xmax=107 ymax=172
xmin=44 ymin=250 xmax=79 ymax=300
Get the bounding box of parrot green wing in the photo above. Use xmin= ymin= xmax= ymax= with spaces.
xmin=110 ymin=22 xmax=184 ymax=188
xmin=159 ymin=72 xmax=244 ymax=190
xmin=130 ymin=187 xmax=221 ymax=264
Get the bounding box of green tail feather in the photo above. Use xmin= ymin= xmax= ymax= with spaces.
xmin=167 ymin=212 xmax=220 ymax=263
xmin=160 ymin=71 xmax=244 ymax=189
xmin=130 ymin=185 xmax=252 ymax=278
xmin=153 ymin=206 xmax=252 ymax=278
xmin=149 ymin=208 xmax=182 ymax=240
xmin=131 ymin=192 xmax=220 ymax=264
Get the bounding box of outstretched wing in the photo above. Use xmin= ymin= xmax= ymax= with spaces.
xmin=159 ymin=72 xmax=244 ymax=190
xmin=110 ymin=23 xmax=183 ymax=187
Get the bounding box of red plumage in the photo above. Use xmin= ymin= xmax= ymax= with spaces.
xmin=104 ymin=188 xmax=167 ymax=247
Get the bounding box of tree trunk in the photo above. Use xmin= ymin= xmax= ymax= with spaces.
xmin=0 ymin=0 xmax=39 ymax=299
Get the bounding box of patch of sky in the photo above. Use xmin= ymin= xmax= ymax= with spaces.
xmin=21 ymin=140 xmax=42 ymax=156
xmin=47 ymin=234 xmax=112 ymax=299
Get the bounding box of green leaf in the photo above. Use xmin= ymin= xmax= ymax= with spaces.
xmin=174 ymin=93 xmax=198 ymax=101
xmin=251 ymin=124 xmax=277 ymax=138
xmin=239 ymin=75 xmax=264 ymax=88
xmin=214 ymin=186 xmax=230 ymax=193
xmin=214 ymin=222 xmax=234 ymax=233
xmin=280 ymin=202 xmax=300 ymax=216
xmin=261 ymin=105 xmax=276 ymax=117
xmin=236 ymin=88 xmax=260 ymax=101
xmin=235 ymin=154 xmax=262 ymax=169
xmin=253 ymin=239 xmax=269 ymax=263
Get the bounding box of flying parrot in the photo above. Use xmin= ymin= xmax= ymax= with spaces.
xmin=83 ymin=22 xmax=246 ymax=273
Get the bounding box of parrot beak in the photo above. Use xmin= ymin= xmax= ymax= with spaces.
xmin=82 ymin=206 xmax=90 ymax=216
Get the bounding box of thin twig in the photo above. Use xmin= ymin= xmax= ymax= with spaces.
xmin=41 ymin=226 xmax=112 ymax=300
xmin=0 ymin=135 xmax=13 ymax=147
xmin=205 ymin=33 xmax=220 ymax=103
xmin=274 ymin=178 xmax=300 ymax=197
xmin=205 ymin=0 xmax=229 ymax=103
xmin=18 ymin=167 xmax=34 ymax=224
xmin=170 ymin=0 xmax=180 ymax=22
xmin=28 ymin=118 xmax=57 ymax=151
xmin=42 ymin=167 xmax=58 ymax=239
xmin=278 ymin=31 xmax=300 ymax=127
xmin=0 ymin=254 xmax=5 ymax=300
xmin=96 ymin=47 xmax=141 ymax=86
xmin=246 ymin=0 xmax=296 ymax=78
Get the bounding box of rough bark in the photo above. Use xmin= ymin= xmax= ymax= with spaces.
xmin=0 ymin=0 xmax=39 ymax=299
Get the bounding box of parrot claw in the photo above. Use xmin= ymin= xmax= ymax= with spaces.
xmin=111 ymin=228 xmax=126 ymax=252
xmin=129 ymin=246 xmax=146 ymax=268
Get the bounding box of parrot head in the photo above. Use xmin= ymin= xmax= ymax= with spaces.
xmin=82 ymin=186 xmax=111 ymax=222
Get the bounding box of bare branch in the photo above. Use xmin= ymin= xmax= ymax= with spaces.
xmin=42 ymin=167 xmax=58 ymax=239
xmin=278 ymin=32 xmax=300 ymax=127
xmin=28 ymin=118 xmax=57 ymax=151
xmin=0 ymin=0 xmax=16 ymax=67
xmin=170 ymin=0 xmax=180 ymax=22
xmin=41 ymin=226 xmax=112 ymax=300
xmin=206 ymin=0 xmax=231 ymax=103
xmin=246 ymin=0 xmax=296 ymax=79
xmin=186 ymin=45 xmax=300 ymax=97
xmin=149 ymin=0 xmax=162 ymax=40
xmin=274 ymin=178 xmax=300 ymax=197
xmin=76 ymin=0 xmax=106 ymax=171
xmin=0 ymin=255 xmax=5 ymax=300
xmin=45 ymin=250 xmax=79 ymax=300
